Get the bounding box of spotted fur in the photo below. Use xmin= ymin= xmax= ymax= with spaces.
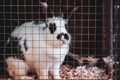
xmin=4 ymin=2 xmax=79 ymax=79
xmin=5 ymin=18 xmax=70 ymax=79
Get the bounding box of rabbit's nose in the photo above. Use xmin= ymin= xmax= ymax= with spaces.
xmin=57 ymin=33 xmax=69 ymax=40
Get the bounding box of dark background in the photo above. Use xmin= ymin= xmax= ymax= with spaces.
xmin=113 ymin=0 xmax=120 ymax=79
xmin=0 ymin=0 xmax=111 ymax=56
xmin=0 ymin=0 xmax=119 ymax=79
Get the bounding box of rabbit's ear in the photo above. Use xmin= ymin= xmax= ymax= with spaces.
xmin=63 ymin=6 xmax=79 ymax=24
xmin=40 ymin=1 xmax=53 ymax=19
xmin=40 ymin=2 xmax=47 ymax=14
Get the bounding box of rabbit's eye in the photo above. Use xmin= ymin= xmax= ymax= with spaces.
xmin=49 ymin=23 xmax=56 ymax=34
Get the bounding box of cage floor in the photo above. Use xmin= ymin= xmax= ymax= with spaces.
xmin=0 ymin=56 xmax=114 ymax=80
xmin=60 ymin=65 xmax=112 ymax=80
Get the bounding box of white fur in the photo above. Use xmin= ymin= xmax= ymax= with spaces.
xmin=6 ymin=17 xmax=71 ymax=79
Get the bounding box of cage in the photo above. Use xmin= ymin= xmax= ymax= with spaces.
xmin=0 ymin=0 xmax=118 ymax=80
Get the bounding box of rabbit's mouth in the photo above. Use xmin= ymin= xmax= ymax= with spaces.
xmin=60 ymin=40 xmax=65 ymax=44
xmin=59 ymin=39 xmax=68 ymax=45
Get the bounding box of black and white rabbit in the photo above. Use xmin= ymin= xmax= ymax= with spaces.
xmin=4 ymin=1 xmax=79 ymax=79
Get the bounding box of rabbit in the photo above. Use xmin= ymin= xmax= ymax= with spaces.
xmin=4 ymin=1 xmax=79 ymax=79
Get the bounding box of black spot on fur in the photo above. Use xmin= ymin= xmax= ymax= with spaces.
xmin=57 ymin=33 xmax=69 ymax=40
xmin=57 ymin=33 xmax=62 ymax=40
xmin=33 ymin=20 xmax=44 ymax=25
xmin=33 ymin=20 xmax=40 ymax=25
xmin=24 ymin=39 xmax=28 ymax=51
xmin=49 ymin=23 xmax=56 ymax=34
xmin=65 ymin=24 xmax=68 ymax=30
xmin=2 ymin=36 xmax=25 ymax=78
xmin=5 ymin=37 xmax=25 ymax=61
xmin=64 ymin=33 xmax=69 ymax=40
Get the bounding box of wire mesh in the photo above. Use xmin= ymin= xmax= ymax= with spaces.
xmin=0 ymin=0 xmax=117 ymax=79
